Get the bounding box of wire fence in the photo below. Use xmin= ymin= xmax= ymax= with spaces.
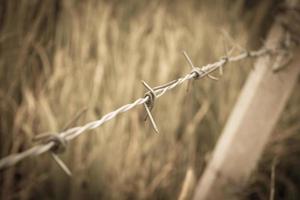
xmin=0 ymin=37 xmax=294 ymax=174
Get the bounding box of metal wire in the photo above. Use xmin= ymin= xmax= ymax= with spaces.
xmin=0 ymin=46 xmax=283 ymax=171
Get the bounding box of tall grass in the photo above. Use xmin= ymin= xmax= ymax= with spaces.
xmin=1 ymin=0 xmax=299 ymax=200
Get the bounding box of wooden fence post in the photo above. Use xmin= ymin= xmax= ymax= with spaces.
xmin=193 ymin=19 xmax=300 ymax=200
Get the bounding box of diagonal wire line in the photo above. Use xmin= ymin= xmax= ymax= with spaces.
xmin=0 ymin=46 xmax=281 ymax=171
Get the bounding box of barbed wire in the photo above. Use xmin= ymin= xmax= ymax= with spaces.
xmin=0 ymin=42 xmax=293 ymax=173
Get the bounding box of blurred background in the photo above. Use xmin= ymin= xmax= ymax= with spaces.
xmin=0 ymin=0 xmax=299 ymax=199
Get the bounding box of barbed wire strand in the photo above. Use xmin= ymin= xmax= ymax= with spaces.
xmin=0 ymin=46 xmax=287 ymax=171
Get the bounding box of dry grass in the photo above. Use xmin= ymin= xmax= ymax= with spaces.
xmin=1 ymin=0 xmax=299 ymax=200
xmin=242 ymin=89 xmax=300 ymax=200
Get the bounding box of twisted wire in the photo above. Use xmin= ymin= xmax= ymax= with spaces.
xmin=0 ymin=46 xmax=278 ymax=170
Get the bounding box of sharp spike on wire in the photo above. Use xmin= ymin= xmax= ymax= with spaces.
xmin=33 ymin=108 xmax=87 ymax=176
xmin=207 ymin=74 xmax=219 ymax=81
xmin=182 ymin=51 xmax=195 ymax=69
xmin=34 ymin=133 xmax=71 ymax=176
xmin=62 ymin=107 xmax=88 ymax=131
xmin=51 ymin=153 xmax=72 ymax=176
xmin=142 ymin=80 xmax=155 ymax=94
xmin=182 ymin=51 xmax=201 ymax=79
xmin=183 ymin=51 xmax=219 ymax=81
xmin=221 ymin=29 xmax=245 ymax=52
xmin=51 ymin=108 xmax=87 ymax=176
xmin=182 ymin=51 xmax=195 ymax=91
xmin=143 ymin=103 xmax=159 ymax=133
xmin=0 ymin=41 xmax=289 ymax=171
xmin=141 ymin=80 xmax=159 ymax=133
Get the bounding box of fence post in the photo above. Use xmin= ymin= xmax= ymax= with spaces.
xmin=193 ymin=19 xmax=300 ymax=200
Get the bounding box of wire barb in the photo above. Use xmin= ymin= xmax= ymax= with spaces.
xmin=34 ymin=133 xmax=71 ymax=176
xmin=142 ymin=80 xmax=159 ymax=133
xmin=183 ymin=51 xmax=201 ymax=79
xmin=51 ymin=153 xmax=72 ymax=176
xmin=0 ymin=39 xmax=296 ymax=172
xmin=183 ymin=51 xmax=218 ymax=80
xmin=273 ymin=31 xmax=294 ymax=72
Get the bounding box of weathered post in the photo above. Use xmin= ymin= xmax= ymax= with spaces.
xmin=193 ymin=7 xmax=300 ymax=200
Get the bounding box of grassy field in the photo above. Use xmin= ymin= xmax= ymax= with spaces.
xmin=0 ymin=0 xmax=299 ymax=200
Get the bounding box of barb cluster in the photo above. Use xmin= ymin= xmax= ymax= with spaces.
xmin=0 ymin=41 xmax=294 ymax=173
